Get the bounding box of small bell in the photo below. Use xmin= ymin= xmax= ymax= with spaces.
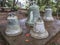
xmin=26 ymin=1 xmax=41 ymax=26
xmin=30 ymin=19 xmax=49 ymax=39
xmin=44 ymin=6 xmax=54 ymax=21
xmin=5 ymin=13 xmax=22 ymax=36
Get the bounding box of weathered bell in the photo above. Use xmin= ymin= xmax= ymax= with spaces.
xmin=5 ymin=13 xmax=22 ymax=36
xmin=30 ymin=19 xmax=49 ymax=39
xmin=26 ymin=1 xmax=41 ymax=26
xmin=44 ymin=6 xmax=54 ymax=21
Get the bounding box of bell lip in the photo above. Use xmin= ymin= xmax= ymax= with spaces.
xmin=44 ymin=16 xmax=54 ymax=21
xmin=30 ymin=30 xmax=49 ymax=39
xmin=4 ymin=28 xmax=23 ymax=36
xmin=5 ymin=30 xmax=22 ymax=36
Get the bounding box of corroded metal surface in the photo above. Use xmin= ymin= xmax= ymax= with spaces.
xmin=26 ymin=2 xmax=41 ymax=26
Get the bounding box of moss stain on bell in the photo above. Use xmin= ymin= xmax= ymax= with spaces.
xmin=26 ymin=1 xmax=41 ymax=26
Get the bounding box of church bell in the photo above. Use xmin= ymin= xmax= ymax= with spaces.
xmin=44 ymin=6 xmax=54 ymax=21
xmin=5 ymin=13 xmax=22 ymax=36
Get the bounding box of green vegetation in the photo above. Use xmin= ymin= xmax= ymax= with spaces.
xmin=6 ymin=0 xmax=19 ymax=11
xmin=0 ymin=0 xmax=19 ymax=11
xmin=0 ymin=0 xmax=60 ymax=12
xmin=35 ymin=0 xmax=60 ymax=12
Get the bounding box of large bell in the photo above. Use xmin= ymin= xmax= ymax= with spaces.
xmin=26 ymin=1 xmax=41 ymax=26
xmin=30 ymin=19 xmax=49 ymax=39
xmin=5 ymin=13 xmax=22 ymax=36
xmin=44 ymin=6 xmax=54 ymax=21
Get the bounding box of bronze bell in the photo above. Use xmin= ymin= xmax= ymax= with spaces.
xmin=5 ymin=13 xmax=22 ymax=36
xmin=26 ymin=1 xmax=41 ymax=26
xmin=44 ymin=6 xmax=54 ymax=21
xmin=30 ymin=18 xmax=49 ymax=39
